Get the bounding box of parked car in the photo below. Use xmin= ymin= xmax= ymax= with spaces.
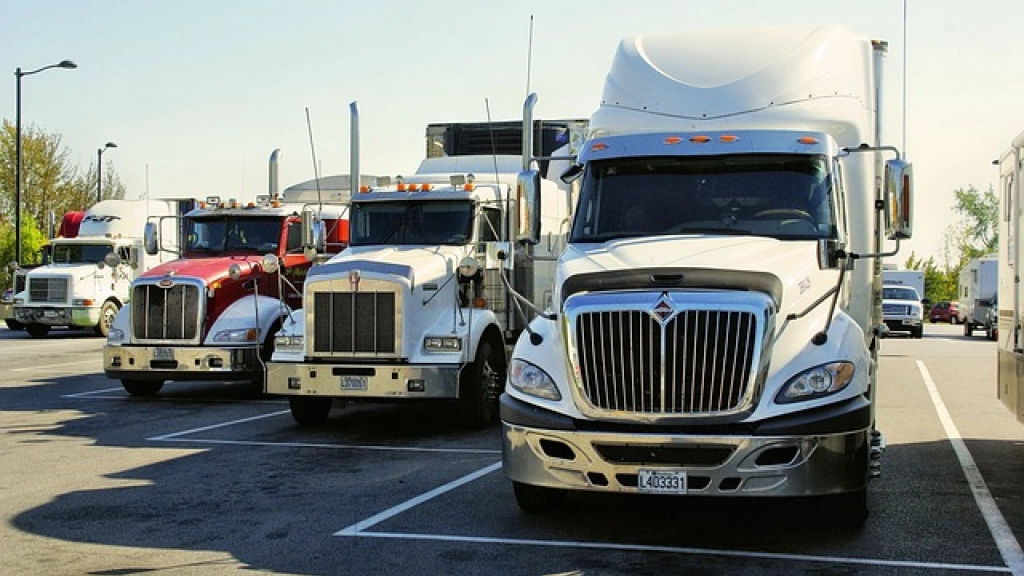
xmin=929 ymin=301 xmax=960 ymax=324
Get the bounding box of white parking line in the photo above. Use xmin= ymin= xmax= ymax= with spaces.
xmin=149 ymin=410 xmax=292 ymax=440
xmin=918 ymin=360 xmax=1024 ymax=576
xmin=335 ymin=463 xmax=1009 ymax=573
xmin=63 ymin=387 xmax=126 ymax=398
xmin=12 ymin=359 xmax=100 ymax=372
xmin=152 ymin=437 xmax=500 ymax=455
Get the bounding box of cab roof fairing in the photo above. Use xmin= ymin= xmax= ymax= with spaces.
xmin=578 ymin=130 xmax=835 ymax=163
xmin=352 ymin=183 xmax=508 ymax=205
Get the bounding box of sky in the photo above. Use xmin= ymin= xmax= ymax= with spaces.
xmin=2 ymin=0 xmax=1021 ymax=265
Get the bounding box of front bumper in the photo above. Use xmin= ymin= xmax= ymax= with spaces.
xmin=883 ymin=316 xmax=922 ymax=333
xmin=103 ymin=345 xmax=261 ymax=382
xmin=14 ymin=305 xmax=99 ymax=328
xmin=501 ymin=394 xmax=871 ymax=497
xmin=266 ymin=360 xmax=459 ymax=399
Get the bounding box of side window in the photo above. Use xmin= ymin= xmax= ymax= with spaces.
xmin=286 ymin=221 xmax=302 ymax=252
xmin=118 ymin=246 xmax=132 ymax=265
xmin=478 ymin=207 xmax=502 ymax=242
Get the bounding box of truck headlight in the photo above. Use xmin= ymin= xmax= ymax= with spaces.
xmin=72 ymin=298 xmax=96 ymax=306
xmin=776 ymin=361 xmax=855 ymax=404
xmin=424 ymin=336 xmax=462 ymax=352
xmin=274 ymin=334 xmax=304 ymax=352
xmin=106 ymin=327 xmax=125 ymax=344
xmin=508 ymin=358 xmax=561 ymax=401
xmin=212 ymin=328 xmax=259 ymax=343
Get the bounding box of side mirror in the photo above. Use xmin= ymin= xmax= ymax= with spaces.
xmin=884 ymin=159 xmax=913 ymax=240
xmin=516 ymin=170 xmax=542 ymax=245
xmin=560 ymin=163 xmax=583 ymax=184
xmin=144 ymin=221 xmax=159 ymax=255
xmin=103 ymin=251 xmax=122 ymax=268
xmin=262 ymin=253 xmax=280 ymax=274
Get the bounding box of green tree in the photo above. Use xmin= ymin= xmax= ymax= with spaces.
xmin=0 ymin=119 xmax=126 ymax=282
xmin=0 ymin=213 xmax=48 ymax=289
xmin=947 ymin=184 xmax=999 ymax=262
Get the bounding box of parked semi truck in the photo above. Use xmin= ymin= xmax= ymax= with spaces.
xmin=500 ymin=26 xmax=913 ymax=527
xmin=958 ymin=254 xmax=997 ymax=337
xmin=103 ymin=151 xmax=355 ymax=396
xmin=13 ymin=199 xmax=193 ymax=338
xmin=266 ymin=107 xmax=588 ymax=428
xmin=997 ymin=135 xmax=1024 ymax=421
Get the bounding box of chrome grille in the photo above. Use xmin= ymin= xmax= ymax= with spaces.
xmin=28 ymin=277 xmax=68 ymax=303
xmin=132 ymin=282 xmax=202 ymax=341
xmin=882 ymin=303 xmax=910 ymax=315
xmin=574 ymin=308 xmax=757 ymax=414
xmin=312 ymin=292 xmax=396 ymax=354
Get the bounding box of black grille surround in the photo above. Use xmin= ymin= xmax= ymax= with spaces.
xmin=565 ymin=290 xmax=774 ymax=421
xmin=131 ymin=279 xmax=204 ymax=343
xmin=305 ymin=275 xmax=403 ymax=359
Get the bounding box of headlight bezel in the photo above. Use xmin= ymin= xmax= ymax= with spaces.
xmin=508 ymin=358 xmax=561 ymax=401
xmin=212 ymin=327 xmax=259 ymax=343
xmin=775 ymin=361 xmax=855 ymax=404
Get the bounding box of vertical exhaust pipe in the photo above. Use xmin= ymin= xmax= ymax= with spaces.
xmin=268 ymin=148 xmax=282 ymax=200
xmin=350 ymin=101 xmax=360 ymax=195
xmin=521 ymin=93 xmax=537 ymax=171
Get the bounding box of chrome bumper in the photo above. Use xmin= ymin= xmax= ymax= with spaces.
xmin=502 ymin=421 xmax=870 ymax=497
xmin=103 ymin=345 xmax=261 ymax=382
xmin=266 ymin=361 xmax=459 ymax=399
xmin=14 ymin=305 xmax=99 ymax=328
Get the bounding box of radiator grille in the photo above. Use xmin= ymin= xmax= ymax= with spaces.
xmin=882 ymin=303 xmax=910 ymax=315
xmin=575 ymin=309 xmax=757 ymax=414
xmin=313 ymin=292 xmax=396 ymax=354
xmin=132 ymin=283 xmax=202 ymax=341
xmin=28 ymin=277 xmax=69 ymax=303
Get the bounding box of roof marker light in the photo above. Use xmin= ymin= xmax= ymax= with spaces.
xmin=797 ymin=136 xmax=819 ymax=145
xmin=689 ymin=135 xmax=711 ymax=144
xmin=719 ymin=135 xmax=739 ymax=143
xmin=664 ymin=136 xmax=682 ymax=145
xmin=359 ymin=185 xmax=371 ymax=193
xmin=591 ymin=142 xmax=609 ymax=151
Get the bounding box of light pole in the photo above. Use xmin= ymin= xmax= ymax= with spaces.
xmin=15 ymin=59 xmax=77 ymax=266
xmin=97 ymin=142 xmax=117 ymax=203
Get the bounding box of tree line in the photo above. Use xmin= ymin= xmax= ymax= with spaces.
xmin=0 ymin=120 xmax=126 ymax=288
xmin=903 ymin=185 xmax=998 ymax=305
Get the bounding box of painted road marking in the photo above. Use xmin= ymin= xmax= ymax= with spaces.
xmin=335 ymin=462 xmax=1009 ymax=573
xmin=12 ymin=359 xmax=100 ymax=372
xmin=918 ymin=360 xmax=1024 ymax=576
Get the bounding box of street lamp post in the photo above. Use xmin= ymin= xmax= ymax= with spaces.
xmin=14 ymin=59 xmax=77 ymax=267
xmin=97 ymin=142 xmax=117 ymax=203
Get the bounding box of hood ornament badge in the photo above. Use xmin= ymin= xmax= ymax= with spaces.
xmin=651 ymin=295 xmax=676 ymax=323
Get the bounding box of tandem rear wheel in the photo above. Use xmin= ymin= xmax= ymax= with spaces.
xmin=122 ymin=379 xmax=164 ymax=396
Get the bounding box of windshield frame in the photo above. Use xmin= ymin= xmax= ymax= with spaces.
xmin=50 ymin=242 xmax=116 ymax=264
xmin=184 ymin=216 xmax=284 ymax=255
xmin=348 ymin=199 xmax=476 ymax=247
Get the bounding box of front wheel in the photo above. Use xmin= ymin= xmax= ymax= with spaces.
xmin=95 ymin=301 xmax=120 ymax=337
xmin=122 ymin=379 xmax=163 ymax=396
xmin=831 ymin=488 xmax=869 ymax=529
xmin=289 ymin=396 xmax=332 ymax=426
xmin=513 ymin=482 xmax=568 ymax=513
xmin=4 ymin=319 xmax=24 ymax=330
xmin=457 ymin=339 xmax=506 ymax=429
xmin=25 ymin=324 xmax=50 ymax=338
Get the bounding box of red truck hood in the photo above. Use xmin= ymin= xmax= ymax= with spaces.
xmin=141 ymin=255 xmax=263 ymax=285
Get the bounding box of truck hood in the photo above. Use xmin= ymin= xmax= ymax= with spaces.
xmin=558 ymin=235 xmax=835 ymax=313
xmin=141 ymin=256 xmax=265 ymax=286
xmin=310 ymin=245 xmax=471 ymax=288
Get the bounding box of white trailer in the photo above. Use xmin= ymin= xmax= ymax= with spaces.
xmin=997 ymin=132 xmax=1024 ymax=420
xmin=13 ymin=199 xmax=194 ymax=338
xmin=500 ymin=26 xmax=913 ymax=527
xmin=958 ymin=254 xmax=998 ymax=337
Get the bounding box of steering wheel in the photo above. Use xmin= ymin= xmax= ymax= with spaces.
xmin=753 ymin=209 xmax=813 ymax=222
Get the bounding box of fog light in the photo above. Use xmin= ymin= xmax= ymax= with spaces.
xmin=110 ymin=356 xmax=122 ymax=367
xmin=407 ymin=379 xmax=425 ymax=392
xmin=209 ymin=357 xmax=224 ymax=368
xmin=288 ymin=377 xmax=301 ymax=390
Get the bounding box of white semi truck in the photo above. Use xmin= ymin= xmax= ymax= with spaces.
xmin=500 ymin=26 xmax=913 ymax=527
xmin=266 ymin=110 xmax=588 ymax=428
xmin=13 ymin=199 xmax=194 ymax=338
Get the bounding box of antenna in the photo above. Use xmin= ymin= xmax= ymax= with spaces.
xmin=902 ymin=0 xmax=908 ymax=155
xmin=304 ymin=107 xmax=324 ymax=211
xmin=525 ymin=15 xmax=534 ymax=98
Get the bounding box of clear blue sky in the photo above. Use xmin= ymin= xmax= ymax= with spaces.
xmin=2 ymin=0 xmax=1019 ymax=265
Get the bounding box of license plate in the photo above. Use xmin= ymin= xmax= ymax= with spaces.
xmin=43 ymin=310 xmax=57 ymax=318
xmin=637 ymin=469 xmax=687 ymax=494
xmin=153 ymin=347 xmax=175 ymax=360
xmin=340 ymin=376 xmax=368 ymax=391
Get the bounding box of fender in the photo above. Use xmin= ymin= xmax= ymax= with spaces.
xmin=206 ymin=294 xmax=291 ymax=345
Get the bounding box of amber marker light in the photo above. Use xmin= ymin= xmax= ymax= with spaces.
xmin=719 ymin=135 xmax=739 ymax=143
xmin=797 ymin=136 xmax=819 ymax=145
xmin=591 ymin=142 xmax=609 ymax=151
xmin=689 ymin=135 xmax=711 ymax=143
xmin=664 ymin=136 xmax=682 ymax=145
xmin=473 ymin=297 xmax=487 ymax=309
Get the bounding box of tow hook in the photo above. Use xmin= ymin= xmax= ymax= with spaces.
xmin=870 ymin=429 xmax=885 ymax=478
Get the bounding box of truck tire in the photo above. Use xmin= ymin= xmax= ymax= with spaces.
xmin=5 ymin=319 xmax=24 ymax=330
xmin=457 ymin=339 xmax=506 ymax=429
xmin=513 ymin=481 xmax=568 ymax=513
xmin=289 ymin=396 xmax=332 ymax=426
xmin=964 ymin=322 xmax=973 ymax=337
xmin=832 ymin=488 xmax=868 ymax=529
xmin=25 ymin=324 xmax=50 ymax=338
xmin=913 ymin=326 xmax=923 ymax=339
xmin=122 ymin=380 xmax=163 ymax=396
xmin=95 ymin=301 xmax=119 ymax=337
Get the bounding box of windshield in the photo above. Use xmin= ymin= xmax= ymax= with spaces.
xmin=349 ymin=200 xmax=474 ymax=246
xmin=186 ymin=217 xmax=282 ymax=254
xmin=883 ymin=286 xmax=920 ymax=301
xmin=51 ymin=243 xmax=114 ymax=264
xmin=570 ymin=154 xmax=835 ymax=243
